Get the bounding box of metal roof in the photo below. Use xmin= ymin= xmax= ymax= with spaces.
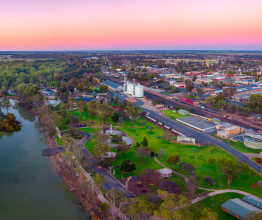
xmin=243 ymin=195 xmax=262 ymax=209
xmin=221 ymin=198 xmax=262 ymax=218
xmin=102 ymin=80 xmax=122 ymax=90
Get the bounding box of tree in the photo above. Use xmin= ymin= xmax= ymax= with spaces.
xmin=222 ymin=88 xmax=236 ymax=100
xmin=111 ymin=112 xmax=120 ymax=122
xmin=255 ymin=76 xmax=260 ymax=82
xmin=141 ymin=168 xmax=160 ymax=184
xmin=219 ymin=159 xmax=240 ymax=188
xmin=155 ymin=190 xmax=192 ymax=220
xmin=135 ymin=148 xmax=150 ymax=162
xmin=128 ymin=198 xmax=153 ymax=220
xmin=68 ymin=97 xmax=76 ymax=109
xmin=93 ymin=143 xmax=112 ymax=163
xmin=239 ymin=163 xmax=250 ymax=174
xmin=158 ymin=148 xmax=165 ymax=160
xmin=115 ymin=95 xmax=118 ymax=103
xmin=97 ymin=103 xmax=106 ymax=125
xmin=106 ymin=188 xmax=128 ymax=219
xmin=148 ymin=126 xmax=154 ymax=133
xmin=93 ymin=173 xmax=106 ymax=194
xmin=203 ymin=176 xmax=215 ymax=186
xmin=3 ymin=99 xmax=11 ymax=114
xmin=167 ymin=155 xmax=180 ymax=168
xmin=119 ymin=159 xmax=136 ymax=172
xmin=196 ymin=87 xmax=204 ymax=97
xmin=83 ymin=103 xmax=89 ymax=118
xmin=88 ymin=101 xmax=97 ymax=123
xmin=185 ymin=79 xmax=194 ymax=95
xmin=118 ymin=141 xmax=130 ymax=155
xmin=248 ymin=168 xmax=259 ymax=179
xmin=141 ymin=121 xmax=146 ymax=127
xmin=77 ymin=100 xmax=85 ymax=120
xmin=198 ymin=207 xmax=218 ymax=220
xmin=142 ymin=136 xmax=148 ymax=147
xmin=160 ymin=179 xmax=180 ymax=194
xmin=208 ymin=158 xmax=216 ymax=166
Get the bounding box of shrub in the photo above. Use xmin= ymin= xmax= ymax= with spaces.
xmin=111 ymin=135 xmax=122 ymax=144
xmin=100 ymin=202 xmax=110 ymax=212
xmin=179 ymin=162 xmax=195 ymax=172
xmin=135 ymin=142 xmax=140 ymax=148
xmin=119 ymin=159 xmax=136 ymax=172
xmin=6 ymin=125 xmax=14 ymax=132
xmin=203 ymin=176 xmax=215 ymax=185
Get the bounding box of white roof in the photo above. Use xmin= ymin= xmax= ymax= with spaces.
xmin=159 ymin=168 xmax=172 ymax=175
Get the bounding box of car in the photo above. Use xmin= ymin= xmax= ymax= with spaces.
xmin=170 ymin=106 xmax=173 ymax=109
xmin=201 ymin=106 xmax=205 ymax=109
xmin=146 ymin=113 xmax=150 ymax=116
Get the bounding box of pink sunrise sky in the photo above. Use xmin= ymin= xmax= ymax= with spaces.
xmin=0 ymin=0 xmax=262 ymax=50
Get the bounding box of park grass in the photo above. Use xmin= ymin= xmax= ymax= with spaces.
xmin=71 ymin=109 xmax=118 ymax=127
xmin=192 ymin=193 xmax=244 ymax=220
xmin=162 ymin=110 xmax=188 ymax=119
xmin=110 ymin=103 xmax=122 ymax=106
xmin=112 ymin=147 xmax=163 ymax=179
xmin=57 ymin=109 xmax=262 ymax=199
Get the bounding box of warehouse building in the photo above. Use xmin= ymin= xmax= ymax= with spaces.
xmin=221 ymin=195 xmax=262 ymax=219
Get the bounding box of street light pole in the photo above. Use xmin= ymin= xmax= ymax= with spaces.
xmin=212 ymin=182 xmax=216 ymax=206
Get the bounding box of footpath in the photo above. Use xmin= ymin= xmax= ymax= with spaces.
xmin=154 ymin=157 xmax=251 ymax=204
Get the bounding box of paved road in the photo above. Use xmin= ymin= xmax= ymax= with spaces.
xmin=78 ymin=132 xmax=135 ymax=199
xmin=136 ymin=105 xmax=262 ymax=174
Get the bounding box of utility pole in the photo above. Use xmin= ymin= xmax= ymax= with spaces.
xmin=209 ymin=109 xmax=210 ymax=118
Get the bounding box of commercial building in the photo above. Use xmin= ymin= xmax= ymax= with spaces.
xmin=221 ymin=195 xmax=262 ymax=219
xmin=102 ymin=80 xmax=123 ymax=92
xmin=225 ymin=126 xmax=241 ymax=135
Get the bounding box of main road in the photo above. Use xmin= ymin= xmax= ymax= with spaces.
xmin=135 ymin=103 xmax=262 ymax=174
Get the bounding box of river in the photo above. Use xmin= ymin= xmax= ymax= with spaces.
xmin=0 ymin=100 xmax=89 ymax=220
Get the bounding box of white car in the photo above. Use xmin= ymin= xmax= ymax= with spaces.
xmin=201 ymin=106 xmax=205 ymax=109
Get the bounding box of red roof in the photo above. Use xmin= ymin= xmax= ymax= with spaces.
xmin=176 ymin=96 xmax=197 ymax=105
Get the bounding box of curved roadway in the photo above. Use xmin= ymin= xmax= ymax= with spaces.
xmin=78 ymin=132 xmax=136 ymax=199
xmin=136 ymin=106 xmax=262 ymax=174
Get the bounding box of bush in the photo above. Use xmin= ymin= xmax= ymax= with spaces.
xmin=135 ymin=142 xmax=140 ymax=148
xmin=203 ymin=176 xmax=215 ymax=185
xmin=179 ymin=162 xmax=195 ymax=172
xmin=100 ymin=202 xmax=110 ymax=212
xmin=119 ymin=159 xmax=136 ymax=172
xmin=6 ymin=125 xmax=14 ymax=132
xmin=111 ymin=112 xmax=120 ymax=122
xmin=111 ymin=135 xmax=122 ymax=144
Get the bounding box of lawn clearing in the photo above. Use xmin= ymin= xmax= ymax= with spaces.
xmin=192 ymin=193 xmax=244 ymax=220
xmin=162 ymin=110 xmax=188 ymax=119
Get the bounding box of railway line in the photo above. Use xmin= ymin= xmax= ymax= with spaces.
xmin=144 ymin=90 xmax=260 ymax=131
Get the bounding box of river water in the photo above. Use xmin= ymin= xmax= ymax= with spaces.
xmin=0 ymin=101 xmax=89 ymax=220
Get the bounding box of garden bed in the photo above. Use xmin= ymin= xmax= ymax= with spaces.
xmin=119 ymin=177 xmax=154 ymax=196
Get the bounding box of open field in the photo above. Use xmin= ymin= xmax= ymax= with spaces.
xmin=162 ymin=110 xmax=188 ymax=119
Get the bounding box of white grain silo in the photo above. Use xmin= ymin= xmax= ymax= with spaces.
xmin=135 ymin=84 xmax=144 ymax=97
xmin=127 ymin=83 xmax=133 ymax=95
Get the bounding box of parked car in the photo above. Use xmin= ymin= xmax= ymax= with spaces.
xmin=201 ymin=106 xmax=205 ymax=109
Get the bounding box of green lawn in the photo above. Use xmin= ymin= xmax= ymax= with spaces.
xmin=192 ymin=193 xmax=244 ymax=220
xmin=251 ymin=157 xmax=262 ymax=165
xmin=162 ymin=110 xmax=188 ymax=120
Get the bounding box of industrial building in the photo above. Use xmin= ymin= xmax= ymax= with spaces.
xmin=102 ymin=80 xmax=123 ymax=92
xmin=123 ymin=77 xmax=144 ymax=97
xmin=176 ymin=116 xmax=216 ymax=131
xmin=221 ymin=195 xmax=262 ymax=219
